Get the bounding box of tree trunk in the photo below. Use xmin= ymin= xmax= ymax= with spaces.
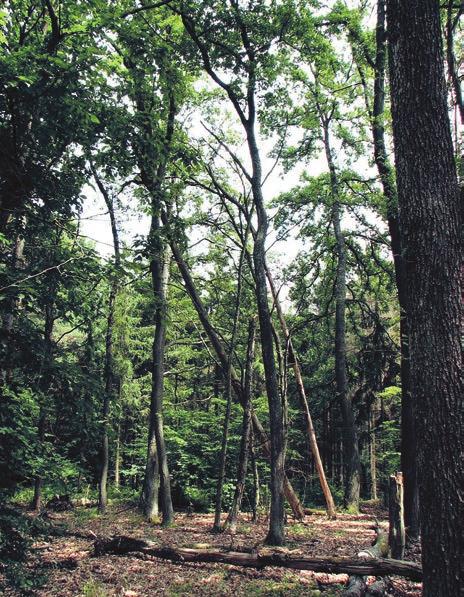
xmin=0 ymin=221 xmax=26 ymax=385
xmin=266 ymin=267 xmax=336 ymax=518
xmin=224 ymin=318 xmax=256 ymax=533
xmin=213 ymin=249 xmax=245 ymax=532
xmin=94 ymin=536 xmax=422 ymax=580
xmin=250 ymin=427 xmax=260 ymax=522
xmin=369 ymin=407 xmax=377 ymax=501
xmin=388 ymin=472 xmax=405 ymax=560
xmin=32 ymin=275 xmax=56 ymax=511
xmin=371 ymin=0 xmax=419 ymax=540
xmin=247 ymin=122 xmax=286 ymax=546
xmin=146 ymin=239 xmax=173 ymax=525
xmin=386 ymin=2 xmax=464 ymax=594
xmin=92 ymin=166 xmax=121 ymax=515
xmin=114 ymin=422 xmax=121 ymax=489
xmin=321 ymin=119 xmax=361 ymax=511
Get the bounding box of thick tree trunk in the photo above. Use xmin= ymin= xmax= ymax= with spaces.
xmin=162 ymin=217 xmax=304 ymax=521
xmin=321 ymin=120 xmax=361 ymax=511
xmin=266 ymin=268 xmax=336 ymax=518
xmin=372 ymin=0 xmax=419 ymax=540
xmin=224 ymin=318 xmax=256 ymax=533
xmin=94 ymin=536 xmax=422 ymax=580
xmin=386 ymin=2 xmax=464 ymax=595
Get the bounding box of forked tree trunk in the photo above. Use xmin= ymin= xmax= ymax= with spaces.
xmin=387 ymin=1 xmax=464 ymax=594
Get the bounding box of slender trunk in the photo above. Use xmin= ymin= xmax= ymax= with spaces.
xmin=98 ymin=284 xmax=116 ymax=513
xmin=322 ymin=120 xmax=360 ymax=511
xmin=212 ymin=372 xmax=233 ymax=532
xmin=371 ymin=0 xmax=419 ymax=539
xmin=224 ymin=318 xmax=256 ymax=532
xmin=250 ymin=428 xmax=260 ymax=522
xmin=144 ymin=237 xmax=173 ymax=524
xmin=32 ymin=292 xmax=55 ymax=511
xmin=213 ymin=249 xmax=245 ymax=532
xmin=92 ymin=167 xmax=121 ymax=515
xmin=369 ymin=405 xmax=377 ymax=501
xmin=161 ymin=213 xmax=304 ymax=521
xmin=0 ymin=222 xmax=25 ymax=385
xmin=136 ymin=91 xmax=176 ymax=525
xmin=266 ymin=268 xmax=336 ymax=518
xmin=386 ymin=2 xmax=464 ymax=594
xmin=32 ymin=408 xmax=46 ymax=511
xmin=246 ymin=120 xmax=286 ymax=546
xmin=114 ymin=422 xmax=121 ymax=489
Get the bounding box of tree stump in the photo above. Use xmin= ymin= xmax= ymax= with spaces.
xmin=389 ymin=472 xmax=405 ymax=559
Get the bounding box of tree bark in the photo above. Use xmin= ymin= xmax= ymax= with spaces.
xmin=388 ymin=472 xmax=405 ymax=560
xmin=94 ymin=536 xmax=422 ymax=580
xmin=386 ymin=2 xmax=464 ymax=595
xmin=371 ymin=0 xmax=419 ymax=540
xmin=144 ymin=240 xmax=173 ymax=525
xmin=247 ymin=122 xmax=286 ymax=546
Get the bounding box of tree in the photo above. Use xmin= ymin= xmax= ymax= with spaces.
xmin=386 ymin=1 xmax=464 ymax=594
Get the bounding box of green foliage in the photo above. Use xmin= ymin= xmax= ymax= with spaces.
xmin=0 ymin=506 xmax=49 ymax=592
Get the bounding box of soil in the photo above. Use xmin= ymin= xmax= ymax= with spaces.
xmin=5 ymin=503 xmax=422 ymax=596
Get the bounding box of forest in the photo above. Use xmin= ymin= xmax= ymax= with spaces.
xmin=0 ymin=1 xmax=462 ymax=596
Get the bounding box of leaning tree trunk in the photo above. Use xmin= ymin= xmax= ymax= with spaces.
xmin=224 ymin=317 xmax=256 ymax=533
xmin=372 ymin=0 xmax=419 ymax=540
xmin=386 ymin=2 xmax=464 ymax=595
xmin=322 ymin=119 xmax=361 ymax=511
xmin=266 ymin=266 xmax=336 ymax=519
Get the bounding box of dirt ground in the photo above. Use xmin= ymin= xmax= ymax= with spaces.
xmin=7 ymin=504 xmax=422 ymax=596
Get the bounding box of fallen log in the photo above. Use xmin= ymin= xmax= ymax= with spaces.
xmin=93 ymin=536 xmax=422 ymax=581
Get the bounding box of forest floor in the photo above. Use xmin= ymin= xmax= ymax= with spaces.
xmin=7 ymin=503 xmax=422 ymax=596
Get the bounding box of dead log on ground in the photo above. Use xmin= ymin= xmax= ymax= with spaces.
xmin=93 ymin=535 xmax=422 ymax=581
